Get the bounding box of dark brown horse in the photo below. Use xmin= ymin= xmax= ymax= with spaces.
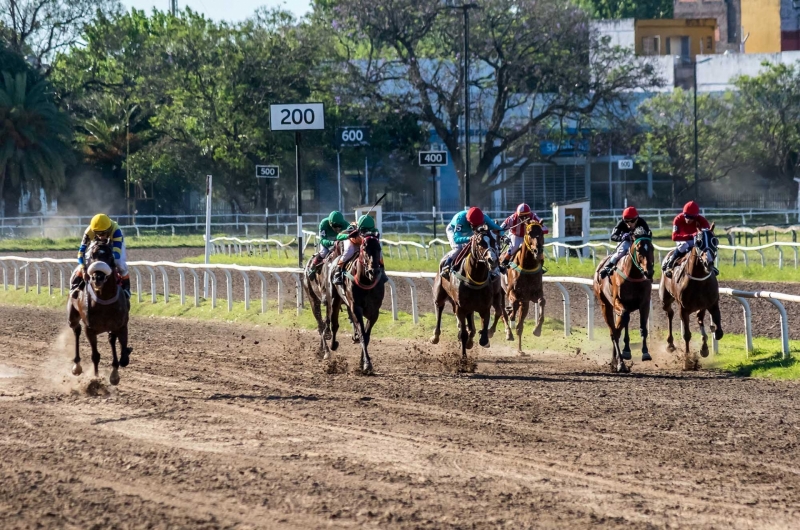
xmin=501 ymin=221 xmax=546 ymax=354
xmin=593 ymin=227 xmax=654 ymax=373
xmin=430 ymin=230 xmax=497 ymax=364
xmin=487 ymin=231 xmax=512 ymax=342
xmin=303 ymin=245 xmax=341 ymax=354
xmin=327 ymin=235 xmax=385 ymax=374
xmin=68 ymin=241 xmax=131 ymax=385
xmin=659 ymin=225 xmax=723 ymax=369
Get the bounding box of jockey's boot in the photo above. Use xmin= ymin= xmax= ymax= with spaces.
xmin=333 ymin=267 xmax=345 ymax=286
xmin=306 ymin=254 xmax=322 ymax=278
xmin=121 ymin=277 xmax=131 ymax=298
xmin=70 ymin=275 xmax=85 ymax=299
xmin=713 ymin=266 xmax=720 ymax=276
xmin=599 ymin=263 xmax=615 ymax=279
xmin=441 ymin=256 xmax=453 ymax=280
xmin=662 ymin=253 xmax=680 ymax=279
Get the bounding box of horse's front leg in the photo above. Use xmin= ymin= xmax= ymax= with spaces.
xmin=328 ymin=297 xmax=341 ymax=356
xmin=118 ymin=325 xmax=132 ymax=368
xmin=430 ymin=280 xmax=446 ymax=345
xmin=108 ymin=332 xmax=120 ymax=386
xmin=86 ymin=329 xmax=101 ymax=378
xmin=478 ymin=305 xmax=491 ymax=348
xmin=709 ymin=302 xmax=724 ymax=341
xmin=516 ymin=301 xmax=529 ymax=354
xmin=614 ymin=300 xmax=631 ymax=361
xmin=71 ymin=324 xmax=82 ymax=376
xmin=640 ymin=298 xmax=652 ymax=361
xmin=662 ymin=295 xmax=676 ymax=353
xmin=697 ymin=309 xmax=710 ymax=358
xmin=532 ymin=297 xmax=546 ymax=337
xmin=465 ymin=313 xmax=476 ymax=350
xmin=456 ymin=310 xmax=469 ymax=363
xmin=681 ymin=308 xmax=697 ymax=370
xmin=354 ymin=307 xmax=373 ymax=375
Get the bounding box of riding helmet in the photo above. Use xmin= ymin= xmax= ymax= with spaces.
xmin=90 ymin=213 xmax=112 ymax=233
xmin=329 ymin=211 xmax=347 ymax=229
xmin=466 ymin=207 xmax=484 ymax=226
xmin=357 ymin=214 xmax=376 ymax=230
xmin=683 ymin=201 xmax=700 ymax=216
xmin=516 ymin=203 xmax=532 ymax=217
xmin=622 ymin=206 xmax=638 ymax=221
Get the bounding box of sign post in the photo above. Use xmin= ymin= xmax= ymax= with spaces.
xmin=420 ymin=151 xmax=448 ymax=239
xmin=203 ymin=174 xmax=212 ymax=298
xmin=618 ymin=159 xmax=633 ymax=208
xmin=337 ymin=126 xmax=370 ymax=209
xmin=270 ymin=103 xmax=325 ymax=267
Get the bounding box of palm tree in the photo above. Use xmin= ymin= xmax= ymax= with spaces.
xmin=0 ymin=71 xmax=73 ymax=215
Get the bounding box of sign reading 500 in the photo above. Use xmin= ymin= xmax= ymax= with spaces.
xmin=270 ymin=103 xmax=325 ymax=131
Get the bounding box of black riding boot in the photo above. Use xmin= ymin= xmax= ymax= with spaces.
xmin=663 ymin=251 xmax=684 ymax=278
xmin=121 ymin=277 xmax=131 ymax=297
xmin=70 ymin=275 xmax=85 ymax=299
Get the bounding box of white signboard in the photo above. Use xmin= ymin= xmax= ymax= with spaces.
xmin=269 ymin=103 xmax=325 ymax=131
xmin=419 ymin=151 xmax=448 ymax=167
xmin=618 ymin=159 xmax=634 ymax=170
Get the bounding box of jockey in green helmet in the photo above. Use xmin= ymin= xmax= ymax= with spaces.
xmin=307 ymin=211 xmax=349 ymax=278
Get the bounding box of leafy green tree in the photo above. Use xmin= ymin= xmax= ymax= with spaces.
xmin=734 ymin=62 xmax=800 ymax=182
xmin=0 ymin=71 xmax=73 ymax=214
xmin=324 ymin=0 xmax=661 ymax=203
xmin=637 ymin=88 xmax=742 ymax=205
xmin=574 ymin=0 xmax=672 ymax=19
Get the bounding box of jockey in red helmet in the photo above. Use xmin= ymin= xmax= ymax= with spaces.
xmin=499 ymin=203 xmax=548 ymax=270
xmin=599 ymin=206 xmax=651 ymax=279
xmin=441 ymin=206 xmax=503 ymax=279
xmin=662 ymin=201 xmax=715 ymax=278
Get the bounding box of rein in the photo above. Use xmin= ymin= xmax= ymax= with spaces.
xmin=85 ymin=282 xmax=121 ymax=305
xmin=452 ymin=235 xmax=491 ymax=289
xmin=685 ymin=246 xmax=714 ymax=282
xmin=615 ymin=236 xmax=652 ymax=283
xmin=346 ymin=237 xmax=382 ymax=290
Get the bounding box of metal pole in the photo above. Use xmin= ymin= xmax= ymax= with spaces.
xmin=365 ymin=155 xmax=369 ymax=204
xmin=203 ymin=174 xmax=212 ymax=298
xmin=463 ymin=6 xmax=471 ymax=208
xmin=432 ymin=166 xmax=438 ymax=240
xmin=337 ymin=150 xmax=342 ymax=212
xmin=265 ymin=207 xmax=269 ymax=239
xmin=295 ymin=131 xmax=303 ymax=268
xmin=608 ymin=147 xmax=613 ymax=209
xmin=693 ymin=60 xmax=699 ymax=202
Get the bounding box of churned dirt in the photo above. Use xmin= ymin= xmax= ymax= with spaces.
xmin=1 ymin=305 xmax=799 ymax=529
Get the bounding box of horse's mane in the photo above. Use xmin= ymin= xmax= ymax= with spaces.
xmin=633 ymin=226 xmax=651 ymax=238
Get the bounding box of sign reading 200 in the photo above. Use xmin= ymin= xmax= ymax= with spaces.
xmin=270 ymin=103 xmax=325 ymax=131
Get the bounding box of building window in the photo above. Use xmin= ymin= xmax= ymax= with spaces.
xmin=642 ymin=36 xmax=661 ymax=55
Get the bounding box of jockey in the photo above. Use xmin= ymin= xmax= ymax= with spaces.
xmin=662 ymin=200 xmax=715 ymax=278
xmin=599 ymin=206 xmax=651 ymax=279
xmin=441 ymin=206 xmax=503 ymax=279
xmin=333 ymin=214 xmax=381 ymax=286
xmin=71 ymin=213 xmax=130 ymax=298
xmin=307 ymin=210 xmax=349 ymax=277
xmin=499 ymin=203 xmax=549 ymax=270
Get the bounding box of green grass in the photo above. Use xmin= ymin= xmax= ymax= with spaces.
xmin=3 ymin=284 xmax=799 ymax=379
xmin=0 ymin=234 xmax=210 ymax=252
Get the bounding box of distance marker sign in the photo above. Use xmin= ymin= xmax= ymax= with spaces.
xmin=337 ymin=126 xmax=370 ymax=147
xmin=256 ymin=165 xmax=279 ymax=178
xmin=419 ymin=151 xmax=448 ymax=167
xmin=269 ymin=103 xmax=325 ymax=131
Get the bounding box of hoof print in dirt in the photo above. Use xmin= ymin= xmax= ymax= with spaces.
xmin=324 ymin=357 xmax=349 ymax=375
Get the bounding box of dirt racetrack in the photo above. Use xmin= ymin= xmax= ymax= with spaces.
xmin=1 ymin=305 xmax=799 ymax=528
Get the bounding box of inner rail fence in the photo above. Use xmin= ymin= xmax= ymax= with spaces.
xmin=3 ymin=207 xmax=800 ymax=238
xmin=0 ymin=257 xmax=795 ymax=359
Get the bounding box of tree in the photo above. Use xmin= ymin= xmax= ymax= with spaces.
xmin=733 ymin=62 xmax=800 ymax=182
xmin=637 ymin=89 xmax=743 ymax=205
xmin=574 ymin=0 xmax=672 ymax=19
xmin=1 ymin=0 xmax=121 ymax=73
xmin=325 ymin=0 xmax=661 ymax=204
xmin=0 ymin=71 xmax=73 ymax=215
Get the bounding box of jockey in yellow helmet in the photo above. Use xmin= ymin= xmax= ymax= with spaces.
xmin=70 ymin=214 xmax=130 ymax=298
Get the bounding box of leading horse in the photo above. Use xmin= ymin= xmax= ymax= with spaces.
xmin=430 ymin=230 xmax=497 ymax=365
xmin=659 ymin=225 xmax=723 ymax=369
xmin=593 ymin=227 xmax=654 ymax=373
xmin=68 ymin=241 xmax=132 ymax=385
xmin=327 ymin=235 xmax=385 ymax=374
xmin=501 ymin=221 xmax=546 ymax=354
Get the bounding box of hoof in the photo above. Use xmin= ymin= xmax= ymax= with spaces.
xmin=361 ymin=363 xmax=374 ymax=375
xmin=109 ymin=369 xmax=120 ymax=386
xmin=714 ymin=329 xmax=724 ymax=341
xmin=532 ymin=327 xmax=542 ymax=338
xmin=700 ymin=344 xmax=710 ymax=358
xmin=331 ymin=340 xmax=339 ymax=351
xmin=622 ymin=349 xmax=632 ymax=361
xmin=429 ymin=335 xmax=440 ymax=345
xmin=465 ymin=337 xmax=474 ymax=350
xmin=506 ymin=332 xmax=514 ymax=341
xmin=618 ymin=362 xmax=630 ymax=374
xmin=479 ymin=333 xmax=490 ymax=348
xmin=642 ymin=352 xmax=652 ymax=362
xmin=120 ymin=347 xmax=131 ymax=368
xmin=323 ymin=330 xmax=332 ymax=340
xmin=667 ymin=344 xmax=676 ymax=353
xmin=323 ymin=351 xmax=331 ymax=361
xmin=72 ymin=363 xmax=82 ymax=376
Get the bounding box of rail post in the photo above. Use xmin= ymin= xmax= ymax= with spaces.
xmin=762 ymin=297 xmax=790 ymax=359
xmin=290 ymin=273 xmax=303 ymax=315
xmin=253 ymin=271 xmax=267 ymax=313
xmin=384 ymin=276 xmax=399 ymax=321
xmin=403 ymin=277 xmax=419 ymax=324
xmin=187 ymin=269 xmax=199 ymax=307
xmin=132 ymin=267 xmax=143 ymax=303
xmin=270 ymin=272 xmax=285 ymax=313
xmin=178 ymin=268 xmax=186 ymax=305
xmin=145 ymin=266 xmax=157 ymax=303
xmin=576 ymin=284 xmax=594 ymax=340
xmin=239 ymin=270 xmax=250 ymax=311
xmin=158 ymin=266 xmax=169 ymax=304
xmin=553 ymin=282 xmax=571 ymax=336
xmin=223 ymin=269 xmax=233 ymax=312
xmin=1 ymin=261 xmax=7 ymax=291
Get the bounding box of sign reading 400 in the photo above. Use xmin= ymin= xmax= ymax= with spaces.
xmin=419 ymin=150 xmax=448 ymax=167
xmin=270 ymin=103 xmax=325 ymax=131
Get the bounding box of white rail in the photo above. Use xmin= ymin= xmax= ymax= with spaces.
xmin=0 ymin=256 xmax=794 ymax=359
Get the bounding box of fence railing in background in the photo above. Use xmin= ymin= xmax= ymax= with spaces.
xmin=0 ymin=256 xmax=794 ymax=358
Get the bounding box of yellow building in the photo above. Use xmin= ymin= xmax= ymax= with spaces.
xmin=634 ymin=19 xmax=718 ymax=59
xmin=740 ymin=0 xmax=781 ymax=53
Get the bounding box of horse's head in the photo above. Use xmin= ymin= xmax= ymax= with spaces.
xmin=359 ymin=235 xmax=383 ymax=281
xmin=525 ymin=221 xmax=545 ymax=260
xmin=631 ymin=226 xmax=654 ymax=280
xmin=471 ymin=227 xmax=497 ymax=269
xmin=694 ymin=222 xmax=719 ymax=275
xmin=85 ymin=241 xmax=116 ymax=291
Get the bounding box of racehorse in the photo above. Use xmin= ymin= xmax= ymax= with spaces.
xmin=303 ymin=245 xmax=340 ymax=354
xmin=68 ymin=241 xmax=132 ymax=385
xmin=501 ymin=221 xmax=546 ymax=354
xmin=430 ymin=229 xmax=497 ymax=365
xmin=659 ymin=225 xmax=723 ymax=369
xmin=487 ymin=231 xmax=512 ymax=342
xmin=327 ymin=235 xmax=385 ymax=374
xmin=593 ymin=226 xmax=654 ymax=373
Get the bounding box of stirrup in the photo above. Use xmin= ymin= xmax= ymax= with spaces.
xmin=333 ymin=272 xmax=344 ymax=285
xmin=441 ymin=266 xmax=451 ymax=279
xmin=664 ymin=269 xmax=673 ymax=278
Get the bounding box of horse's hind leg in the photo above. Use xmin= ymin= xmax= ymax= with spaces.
xmin=86 ymin=330 xmax=101 ymax=378
xmin=478 ymin=306 xmax=491 ymax=348
xmin=640 ymin=298 xmax=652 ymax=361
xmin=355 ymin=308 xmax=373 ymax=375
xmin=621 ymin=314 xmax=632 ymax=360
xmin=516 ymin=301 xmax=529 ymax=355
xmin=329 ymin=298 xmax=341 ymax=355
xmin=601 ymin=299 xmax=626 ymax=373
xmin=710 ymin=302 xmax=723 ymax=341
xmin=662 ymin=293 xmax=676 ymax=353
xmin=108 ymin=332 xmax=120 ymax=386
xmin=430 ymin=280 xmax=446 ymax=345
xmin=118 ymin=326 xmax=132 ymax=367
xmin=697 ymin=309 xmax=710 ymax=358
xmin=532 ymin=297 xmax=545 ymax=337
xmin=681 ymin=308 xmax=697 ymax=370
xmin=71 ymin=325 xmax=82 ymax=376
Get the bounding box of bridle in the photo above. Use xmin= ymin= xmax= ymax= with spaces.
xmin=346 ymin=235 xmax=383 ymax=290
xmin=452 ymin=232 xmax=494 ymax=288
xmin=613 ymin=235 xmax=652 ymax=283
xmin=687 ymin=229 xmax=718 ymax=281
xmin=510 ymin=221 xmax=543 ymax=274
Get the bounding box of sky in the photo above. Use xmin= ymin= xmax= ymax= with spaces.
xmin=122 ymin=0 xmax=312 ymax=22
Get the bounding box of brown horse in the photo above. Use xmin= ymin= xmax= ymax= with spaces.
xmin=68 ymin=241 xmax=132 ymax=385
xmin=303 ymin=245 xmax=341 ymax=354
xmin=659 ymin=225 xmax=723 ymax=369
xmin=327 ymin=235 xmax=385 ymax=374
xmin=487 ymin=231 xmax=512 ymax=342
xmin=430 ymin=230 xmax=497 ymax=364
xmin=593 ymin=227 xmax=654 ymax=373
xmin=501 ymin=221 xmax=546 ymax=354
